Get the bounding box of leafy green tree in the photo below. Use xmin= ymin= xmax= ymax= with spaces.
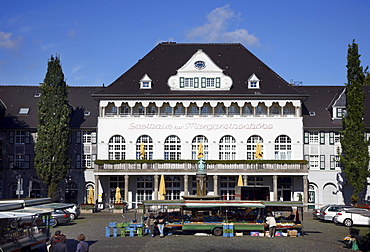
xmin=35 ymin=55 xmax=71 ymax=198
xmin=340 ymin=41 xmax=370 ymax=203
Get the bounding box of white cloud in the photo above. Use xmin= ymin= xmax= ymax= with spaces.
xmin=0 ymin=31 xmax=23 ymax=50
xmin=186 ymin=5 xmax=259 ymax=47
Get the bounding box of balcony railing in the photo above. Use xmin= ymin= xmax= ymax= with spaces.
xmin=94 ymin=160 xmax=308 ymax=173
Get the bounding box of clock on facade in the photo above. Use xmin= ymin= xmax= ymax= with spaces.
xmin=194 ymin=61 xmax=206 ymax=70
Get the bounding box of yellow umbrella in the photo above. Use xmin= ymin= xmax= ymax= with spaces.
xmin=115 ymin=187 xmax=122 ymax=204
xmin=238 ymin=175 xmax=244 ymax=186
xmin=140 ymin=142 xmax=145 ymax=159
xmin=159 ymin=174 xmax=166 ymax=200
xmin=197 ymin=143 xmax=204 ymax=159
xmin=87 ymin=187 xmax=94 ymax=204
xmin=255 ymin=142 xmax=263 ymax=159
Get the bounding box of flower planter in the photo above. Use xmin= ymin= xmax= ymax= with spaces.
xmin=80 ymin=204 xmax=95 ymax=213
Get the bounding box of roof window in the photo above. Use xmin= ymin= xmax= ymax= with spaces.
xmin=84 ymin=111 xmax=91 ymax=116
xmin=18 ymin=108 xmax=30 ymax=114
xmin=34 ymin=93 xmax=41 ymax=97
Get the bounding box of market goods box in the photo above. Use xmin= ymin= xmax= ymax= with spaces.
xmin=275 ymin=232 xmax=283 ymax=237
xmin=235 ymin=232 xmax=243 ymax=237
xmin=288 ymin=230 xmax=298 ymax=237
xmin=250 ymin=231 xmax=259 ymax=236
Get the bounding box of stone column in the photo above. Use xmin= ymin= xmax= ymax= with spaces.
xmin=124 ymin=175 xmax=129 ymax=202
xmin=273 ymin=175 xmax=278 ymax=201
xmin=303 ymin=175 xmax=308 ymax=211
xmin=94 ymin=175 xmax=99 ymax=202
xmin=184 ymin=175 xmax=189 ymax=196
xmin=213 ymin=175 xmax=218 ymax=196
xmin=154 ymin=175 xmax=159 ymax=200
xmin=243 ymin=175 xmax=248 ymax=186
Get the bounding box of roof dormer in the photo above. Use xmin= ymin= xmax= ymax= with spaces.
xmin=247 ymin=73 xmax=260 ymax=89
xmin=140 ymin=74 xmax=152 ymax=89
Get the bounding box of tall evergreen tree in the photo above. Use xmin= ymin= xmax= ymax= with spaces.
xmin=35 ymin=55 xmax=71 ymax=198
xmin=340 ymin=40 xmax=370 ymax=203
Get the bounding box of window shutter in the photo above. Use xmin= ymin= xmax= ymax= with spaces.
xmin=304 ymin=155 xmax=309 ymax=161
xmin=194 ymin=78 xmax=199 ymax=88
xmin=320 ymin=155 xmax=325 ymax=170
xmin=320 ymin=131 xmax=325 ymax=145
xmin=329 ymin=132 xmax=334 ymax=145
xmin=25 ymin=131 xmax=31 ymax=144
xmin=201 ymin=77 xmax=206 ymax=88
xmin=216 ymin=78 xmax=221 ymax=88
xmin=9 ymin=131 xmax=14 ymax=144
xmin=91 ymin=132 xmax=97 ymax=144
xmin=76 ymin=131 xmax=81 ymax=144
xmin=330 ymin=155 xmax=335 ymax=169
xmin=180 ymin=77 xmax=184 ymax=88
xmin=25 ymin=154 xmax=30 ymax=169
xmin=9 ymin=155 xmax=14 ymax=169
xmin=76 ymin=154 xmax=81 ymax=169
xmin=304 ymin=131 xmax=309 ymax=144
xmin=92 ymin=154 xmax=97 ymax=162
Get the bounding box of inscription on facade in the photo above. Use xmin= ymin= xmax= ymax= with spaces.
xmin=128 ymin=123 xmax=273 ymax=131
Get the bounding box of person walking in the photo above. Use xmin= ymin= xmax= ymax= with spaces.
xmin=146 ymin=213 xmax=156 ymax=237
xmin=54 ymin=235 xmax=68 ymax=252
xmin=266 ymin=212 xmax=276 ymax=237
xmin=156 ymin=212 xmax=165 ymax=238
xmin=76 ymin=234 xmax=89 ymax=252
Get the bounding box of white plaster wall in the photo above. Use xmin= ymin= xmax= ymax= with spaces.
xmin=97 ymin=116 xmax=303 ymax=160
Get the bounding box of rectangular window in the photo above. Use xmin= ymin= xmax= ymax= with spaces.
xmin=76 ymin=154 xmax=81 ymax=169
xmin=142 ymin=81 xmax=150 ymax=88
xmin=184 ymin=78 xmax=194 ymax=88
xmin=336 ymin=108 xmax=343 ymax=118
xmin=320 ymin=155 xmax=325 ymax=170
xmin=309 ymin=155 xmax=319 ymax=169
xmin=15 ymin=131 xmax=26 ymax=144
xmin=309 ymin=132 xmax=319 ymax=143
xmin=330 ymin=155 xmax=340 ymax=170
xmin=83 ymin=154 xmax=91 ymax=168
xmin=334 ymin=132 xmax=341 ymax=143
xmin=206 ymin=78 xmax=215 ymax=87
xmin=83 ymin=131 xmax=92 ymax=143
xmin=76 ymin=131 xmax=81 ymax=144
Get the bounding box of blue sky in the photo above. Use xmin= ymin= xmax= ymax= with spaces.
xmin=1 ymin=0 xmax=369 ymax=86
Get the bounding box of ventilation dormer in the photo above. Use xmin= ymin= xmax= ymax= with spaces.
xmin=140 ymin=74 xmax=152 ymax=89
xmin=247 ymin=73 xmax=260 ymax=89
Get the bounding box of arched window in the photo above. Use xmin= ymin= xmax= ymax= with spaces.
xmin=108 ymin=135 xmax=126 ymax=160
xmin=160 ymin=102 xmax=172 ymax=117
xmin=132 ymin=102 xmax=145 ymax=117
xmin=66 ymin=182 xmax=78 ymax=204
xmin=215 ymin=102 xmax=226 ymax=116
xmin=164 ymin=135 xmax=181 ymax=160
xmin=188 ymin=103 xmax=199 ymax=116
xmin=200 ymin=103 xmax=212 ymax=117
xmin=136 ymin=135 xmax=153 ymax=160
xmin=274 ymin=135 xmax=292 ymax=160
xmin=228 ymin=102 xmax=239 ymax=116
xmin=192 ymin=135 xmax=209 ymax=160
xmin=242 ymin=103 xmax=253 ymax=116
xmin=30 ymin=181 xmax=41 ymax=198
xmin=146 ymin=102 xmax=158 ymax=116
xmin=105 ymin=102 xmax=117 ymax=116
xmin=174 ymin=102 xmax=185 ymax=116
xmin=246 ymin=135 xmax=263 ymax=160
xmin=219 ymin=135 xmax=236 ymax=160
xmin=119 ymin=102 xmax=130 ymax=116
xmin=256 ymin=102 xmax=267 ymax=117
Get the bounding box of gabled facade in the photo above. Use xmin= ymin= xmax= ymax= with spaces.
xmin=0 ymin=42 xmax=369 ymax=210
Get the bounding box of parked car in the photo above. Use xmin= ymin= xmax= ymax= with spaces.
xmin=318 ymin=205 xmax=353 ymax=221
xmin=51 ymin=209 xmax=71 ymax=227
xmin=65 ymin=204 xmax=80 ymax=220
xmin=334 ymin=208 xmax=370 ymax=227
xmin=312 ymin=208 xmax=321 ymax=219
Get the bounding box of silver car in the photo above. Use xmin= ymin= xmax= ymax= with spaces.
xmin=318 ymin=205 xmax=353 ymax=222
xmin=51 ymin=209 xmax=71 ymax=227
